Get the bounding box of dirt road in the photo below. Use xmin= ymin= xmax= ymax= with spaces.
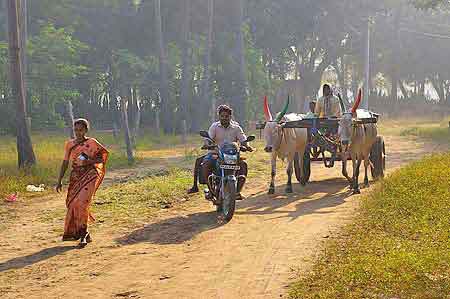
xmin=0 ymin=134 xmax=445 ymax=299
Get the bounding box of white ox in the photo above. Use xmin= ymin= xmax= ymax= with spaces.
xmin=263 ymin=97 xmax=308 ymax=194
xmin=338 ymin=90 xmax=378 ymax=194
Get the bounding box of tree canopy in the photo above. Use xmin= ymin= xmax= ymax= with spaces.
xmin=0 ymin=0 xmax=449 ymax=134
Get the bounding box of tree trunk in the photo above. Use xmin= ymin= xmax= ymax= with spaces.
xmin=351 ymin=63 xmax=358 ymax=101
xmin=7 ymin=0 xmax=36 ymax=168
xmin=202 ymin=0 xmax=214 ymax=128
xmin=335 ymin=56 xmax=349 ymax=105
xmin=120 ymin=96 xmax=134 ymax=164
xmin=155 ymin=0 xmax=171 ymax=133
xmin=431 ymin=77 xmax=445 ymax=104
xmin=65 ymin=101 xmax=75 ymax=139
xmin=233 ymin=0 xmax=247 ymax=125
xmin=19 ymin=0 xmax=26 ymax=90
xmin=180 ymin=0 xmax=192 ymax=133
xmin=399 ymin=80 xmax=408 ymax=99
xmin=0 ymin=1 xmax=7 ymax=36
xmin=391 ymin=74 xmax=398 ymax=101
xmin=391 ymin=8 xmax=401 ymax=102
xmin=419 ymin=79 xmax=425 ymax=98
xmin=133 ymin=88 xmax=141 ymax=140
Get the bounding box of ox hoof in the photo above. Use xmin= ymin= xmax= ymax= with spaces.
xmin=352 ymin=189 xmax=361 ymax=195
xmin=285 ymin=186 xmax=293 ymax=193
xmin=268 ymin=187 xmax=275 ymax=195
xmin=364 ymin=182 xmax=370 ymax=188
xmin=300 ymin=179 xmax=307 ymax=186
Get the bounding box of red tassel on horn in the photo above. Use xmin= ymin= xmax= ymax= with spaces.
xmin=352 ymin=89 xmax=362 ymax=114
xmin=264 ymin=96 xmax=273 ymax=121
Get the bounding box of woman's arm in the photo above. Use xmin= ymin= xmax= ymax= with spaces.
xmin=56 ymin=160 xmax=69 ymax=193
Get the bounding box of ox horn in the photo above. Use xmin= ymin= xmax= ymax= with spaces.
xmin=275 ymin=95 xmax=290 ymax=123
xmin=263 ymin=95 xmax=273 ymax=121
xmin=351 ymin=88 xmax=362 ymax=114
xmin=337 ymin=93 xmax=346 ymax=113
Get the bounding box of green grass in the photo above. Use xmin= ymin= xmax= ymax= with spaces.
xmin=377 ymin=117 xmax=449 ymax=136
xmin=289 ymin=153 xmax=450 ymax=299
xmin=400 ymin=125 xmax=450 ymax=145
xmin=90 ymin=168 xmax=193 ymax=226
xmin=0 ymin=131 xmax=199 ymax=199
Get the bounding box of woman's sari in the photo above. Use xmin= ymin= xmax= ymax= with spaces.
xmin=63 ymin=138 xmax=109 ymax=240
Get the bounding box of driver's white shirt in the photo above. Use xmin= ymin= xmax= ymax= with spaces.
xmin=208 ymin=121 xmax=247 ymax=148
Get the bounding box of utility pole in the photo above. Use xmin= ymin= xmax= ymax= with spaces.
xmin=1 ymin=0 xmax=7 ymax=38
xmin=363 ymin=17 xmax=371 ymax=110
xmin=7 ymin=0 xmax=36 ymax=168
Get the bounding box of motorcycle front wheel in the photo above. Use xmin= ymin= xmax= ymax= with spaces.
xmin=218 ymin=180 xmax=236 ymax=222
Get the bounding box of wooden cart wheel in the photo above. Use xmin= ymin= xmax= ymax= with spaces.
xmin=294 ymin=150 xmax=311 ymax=185
xmin=370 ymin=136 xmax=385 ymax=179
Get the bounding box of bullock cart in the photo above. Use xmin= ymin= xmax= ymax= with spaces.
xmin=256 ymin=114 xmax=386 ymax=185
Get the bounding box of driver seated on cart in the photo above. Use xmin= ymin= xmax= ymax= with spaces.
xmin=314 ymin=84 xmax=342 ymax=136
xmin=315 ymin=84 xmax=342 ymax=119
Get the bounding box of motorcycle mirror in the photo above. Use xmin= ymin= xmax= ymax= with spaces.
xmin=199 ymin=130 xmax=210 ymax=138
xmin=246 ymin=135 xmax=256 ymax=142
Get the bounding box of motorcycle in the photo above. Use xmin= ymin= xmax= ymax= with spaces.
xmin=199 ymin=131 xmax=255 ymax=222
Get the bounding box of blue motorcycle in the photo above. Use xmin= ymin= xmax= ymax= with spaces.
xmin=199 ymin=131 xmax=255 ymax=222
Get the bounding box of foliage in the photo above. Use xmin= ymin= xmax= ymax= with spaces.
xmin=26 ymin=23 xmax=89 ymax=128
xmin=290 ymin=153 xmax=450 ymax=298
xmin=0 ymin=0 xmax=449 ymax=137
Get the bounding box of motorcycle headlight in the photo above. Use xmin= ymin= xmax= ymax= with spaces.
xmin=223 ymin=154 xmax=238 ymax=164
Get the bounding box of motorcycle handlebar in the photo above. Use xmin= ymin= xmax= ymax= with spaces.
xmin=201 ymin=145 xmax=253 ymax=152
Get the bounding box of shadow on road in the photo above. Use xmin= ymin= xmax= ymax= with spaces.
xmin=117 ymin=177 xmax=354 ymax=246
xmin=0 ymin=245 xmax=78 ymax=272
xmin=116 ymin=211 xmax=221 ymax=246
xmin=236 ymin=177 xmax=352 ymax=221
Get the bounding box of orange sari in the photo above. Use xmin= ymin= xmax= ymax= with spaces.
xmin=63 ymin=138 xmax=109 ymax=240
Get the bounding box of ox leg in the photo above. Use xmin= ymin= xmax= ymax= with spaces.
xmin=342 ymin=153 xmax=352 ymax=184
xmin=364 ymin=157 xmax=370 ymax=187
xmin=352 ymin=159 xmax=362 ymax=194
xmin=268 ymin=156 xmax=276 ymax=195
xmin=285 ymin=159 xmax=293 ymax=193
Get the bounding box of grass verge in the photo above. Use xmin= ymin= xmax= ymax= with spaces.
xmin=0 ymin=131 xmax=198 ymax=199
xmin=400 ymin=125 xmax=450 ymax=145
xmin=289 ymin=153 xmax=450 ymax=298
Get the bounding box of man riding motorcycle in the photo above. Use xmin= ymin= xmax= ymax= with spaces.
xmin=187 ymin=105 xmax=252 ymax=200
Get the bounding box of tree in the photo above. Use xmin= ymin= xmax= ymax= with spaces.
xmin=201 ymin=0 xmax=214 ymax=127
xmin=155 ymin=0 xmax=171 ymax=133
xmin=180 ymin=0 xmax=192 ymax=133
xmin=7 ymin=0 xmax=36 ymax=168
xmin=232 ymin=0 xmax=247 ymax=124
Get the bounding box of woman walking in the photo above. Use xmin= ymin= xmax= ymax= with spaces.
xmin=56 ymin=118 xmax=109 ymax=247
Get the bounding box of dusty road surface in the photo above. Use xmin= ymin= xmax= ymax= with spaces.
xmin=0 ymin=134 xmax=445 ymax=299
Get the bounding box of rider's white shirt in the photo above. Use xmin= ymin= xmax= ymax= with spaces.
xmin=208 ymin=121 xmax=247 ymax=148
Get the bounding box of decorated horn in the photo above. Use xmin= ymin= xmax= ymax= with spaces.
xmin=275 ymin=95 xmax=290 ymax=123
xmin=263 ymin=95 xmax=273 ymax=121
xmin=337 ymin=93 xmax=346 ymax=113
xmin=351 ymin=89 xmax=362 ymax=114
